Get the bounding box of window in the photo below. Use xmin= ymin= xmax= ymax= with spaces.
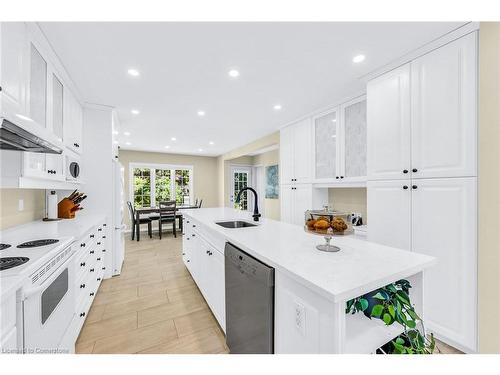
xmin=131 ymin=163 xmax=193 ymax=208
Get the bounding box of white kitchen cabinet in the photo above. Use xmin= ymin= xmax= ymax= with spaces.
xmin=0 ymin=22 xmax=27 ymax=119
xmin=51 ymin=73 xmax=64 ymax=141
xmin=367 ymin=64 xmax=411 ymax=181
xmin=63 ymin=88 xmax=83 ymax=154
xmin=280 ymin=184 xmax=328 ymax=226
xmin=411 ymin=33 xmax=477 ymax=179
xmin=313 ymin=107 xmax=340 ymax=181
xmin=313 ymin=96 xmax=367 ymax=185
xmin=411 ymin=177 xmax=476 ymax=351
xmin=28 ymin=42 xmax=47 ymax=128
xmin=280 ymin=118 xmax=312 ymax=184
xmin=23 ymin=152 xmax=65 ymax=181
xmin=367 ymin=179 xmax=411 ymax=251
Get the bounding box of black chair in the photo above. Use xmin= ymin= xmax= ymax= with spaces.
xmin=158 ymin=200 xmax=177 ymax=239
xmin=127 ymin=201 xmax=152 ymax=241
xmin=198 ymin=199 xmax=203 ymax=208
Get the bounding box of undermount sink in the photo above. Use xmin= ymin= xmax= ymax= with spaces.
xmin=215 ymin=220 xmax=257 ymax=228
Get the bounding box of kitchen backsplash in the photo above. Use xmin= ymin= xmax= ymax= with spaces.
xmin=328 ymin=188 xmax=367 ymax=224
xmin=0 ymin=189 xmax=45 ymax=230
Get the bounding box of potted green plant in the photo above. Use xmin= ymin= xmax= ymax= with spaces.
xmin=346 ymin=279 xmax=436 ymax=354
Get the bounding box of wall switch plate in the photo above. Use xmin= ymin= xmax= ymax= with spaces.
xmin=294 ymin=301 xmax=306 ymax=336
xmin=18 ymin=199 xmax=24 ymax=212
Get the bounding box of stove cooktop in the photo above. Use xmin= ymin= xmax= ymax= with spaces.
xmin=17 ymin=239 xmax=59 ymax=248
xmin=0 ymin=244 xmax=12 ymax=251
xmin=0 ymin=257 xmax=30 ymax=271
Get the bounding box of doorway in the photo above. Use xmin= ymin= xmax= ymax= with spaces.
xmin=230 ymin=165 xmax=252 ymax=211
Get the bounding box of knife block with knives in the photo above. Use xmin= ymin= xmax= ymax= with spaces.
xmin=58 ymin=190 xmax=86 ymax=219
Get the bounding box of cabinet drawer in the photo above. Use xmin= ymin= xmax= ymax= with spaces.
xmin=0 ymin=292 xmax=16 ymax=334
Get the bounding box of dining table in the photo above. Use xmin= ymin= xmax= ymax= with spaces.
xmin=135 ymin=204 xmax=199 ymax=241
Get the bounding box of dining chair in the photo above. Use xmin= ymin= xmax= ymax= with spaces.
xmin=194 ymin=198 xmax=199 ymax=207
xmin=158 ymin=200 xmax=177 ymax=239
xmin=127 ymin=201 xmax=153 ymax=241
xmin=198 ymin=199 xmax=203 ymax=208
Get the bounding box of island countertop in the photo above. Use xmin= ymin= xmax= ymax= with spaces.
xmin=182 ymin=207 xmax=436 ymax=303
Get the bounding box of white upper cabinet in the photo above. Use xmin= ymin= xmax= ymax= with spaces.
xmin=63 ymin=87 xmax=83 ymax=154
xmin=280 ymin=118 xmax=312 ymax=184
xmin=51 ymin=73 xmax=64 ymax=141
xmin=0 ymin=22 xmax=27 ymax=118
xmin=411 ymin=177 xmax=477 ymax=351
xmin=411 ymin=33 xmax=477 ymax=179
xmin=313 ymin=96 xmax=367 ymax=185
xmin=367 ymin=64 xmax=411 ymax=180
xmin=341 ymin=96 xmax=367 ymax=180
xmin=314 ymin=107 xmax=339 ymax=181
xmin=28 ymin=42 xmax=47 ymax=128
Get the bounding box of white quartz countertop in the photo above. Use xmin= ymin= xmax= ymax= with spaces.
xmin=183 ymin=208 xmax=436 ymax=303
xmin=0 ymin=213 xmax=106 ymax=244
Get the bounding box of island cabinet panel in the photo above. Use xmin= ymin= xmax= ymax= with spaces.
xmin=411 ymin=177 xmax=477 ymax=351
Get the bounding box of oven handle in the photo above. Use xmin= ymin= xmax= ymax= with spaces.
xmin=22 ymin=252 xmax=75 ymax=300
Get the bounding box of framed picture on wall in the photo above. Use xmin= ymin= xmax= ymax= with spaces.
xmin=265 ymin=165 xmax=279 ymax=199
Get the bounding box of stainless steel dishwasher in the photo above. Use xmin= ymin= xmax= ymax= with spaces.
xmin=224 ymin=242 xmax=275 ymax=354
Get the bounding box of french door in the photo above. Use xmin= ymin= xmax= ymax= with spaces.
xmin=230 ymin=166 xmax=252 ymax=211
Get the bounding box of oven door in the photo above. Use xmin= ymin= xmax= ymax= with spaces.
xmin=22 ymin=254 xmax=75 ymax=353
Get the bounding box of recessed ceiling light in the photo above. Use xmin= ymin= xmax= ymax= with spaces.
xmin=113 ymin=140 xmax=119 ymax=144
xmin=273 ymin=104 xmax=282 ymax=111
xmin=124 ymin=131 xmax=131 ymax=136
xmin=228 ymin=69 xmax=240 ymax=78
xmin=127 ymin=68 xmax=140 ymax=77
xmin=198 ymin=148 xmax=203 ymax=152
xmin=125 ymin=142 xmax=131 ymax=146
xmin=164 ymin=145 xmax=170 ymax=149
xmin=113 ymin=130 xmax=119 ymax=135
xmin=197 ymin=110 xmax=206 ymax=117
xmin=171 ymin=137 xmax=177 ymax=141
xmin=209 ymin=141 xmax=214 ymax=145
xmin=131 ymin=109 xmax=140 ymax=115
xmin=352 ymin=54 xmax=366 ymax=63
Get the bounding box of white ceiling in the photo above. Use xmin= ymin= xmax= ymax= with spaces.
xmin=39 ymin=22 xmax=466 ymax=156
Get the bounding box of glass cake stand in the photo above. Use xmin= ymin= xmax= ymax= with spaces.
xmin=304 ymin=226 xmax=353 ymax=252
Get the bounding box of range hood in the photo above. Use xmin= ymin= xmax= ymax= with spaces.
xmin=0 ymin=117 xmax=63 ymax=154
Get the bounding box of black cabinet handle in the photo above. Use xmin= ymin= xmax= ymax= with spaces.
xmin=192 ymin=225 xmax=196 ymax=228
xmin=102 ymin=249 xmax=106 ymax=252
xmin=103 ymin=224 xmax=107 ymax=227
xmin=80 ymin=243 xmax=86 ymax=247
xmin=97 ymin=278 xmax=101 ymax=281
xmin=90 ymin=234 xmax=95 ymax=238
xmin=90 ymin=268 xmax=95 ymax=272
xmin=182 ymin=252 xmax=185 ymax=255
xmin=186 ymin=220 xmax=190 ymax=224
xmin=206 ymin=250 xmax=210 ymax=254
xmin=102 ymin=267 xmax=106 ymax=270
xmin=90 ymin=250 xmax=94 ymax=254
xmin=80 ymin=262 xmax=86 ymax=267
xmin=335 ymin=176 xmax=339 ymax=179
xmin=412 ymin=185 xmax=418 ymax=190
xmin=80 ymin=312 xmax=86 ymax=317
xmin=90 ymin=292 xmax=95 ymax=297
xmin=97 ymin=242 xmax=101 ymax=245
xmin=98 ymin=228 xmax=102 ymax=232
xmin=102 ymin=236 xmax=106 ymax=239
xmin=187 ymin=238 xmax=190 ymax=241
xmin=412 ymin=168 xmax=418 ymax=173
xmin=187 ymin=260 xmax=190 ymax=263
xmin=80 ymin=284 xmax=85 ymax=288
xmin=403 ymin=169 xmax=408 ymax=174
xmin=192 ymin=234 xmax=195 ymax=237
xmin=97 ymin=257 xmax=101 ymax=261
xmin=403 ymin=185 xmax=409 ymax=190
xmin=209 ymin=251 xmax=213 ymax=256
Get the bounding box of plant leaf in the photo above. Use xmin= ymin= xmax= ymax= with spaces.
xmin=372 ymin=292 xmax=386 ymax=300
xmin=371 ymin=304 xmax=384 ymax=317
xmin=359 ymin=298 xmax=369 ymax=311
xmin=383 ymin=313 xmax=392 ymax=325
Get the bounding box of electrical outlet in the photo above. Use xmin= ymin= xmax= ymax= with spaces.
xmin=18 ymin=199 xmax=24 ymax=212
xmin=294 ymin=301 xmax=306 ymax=336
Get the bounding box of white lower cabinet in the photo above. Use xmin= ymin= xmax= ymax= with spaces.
xmin=367 ymin=177 xmax=477 ymax=352
xmin=411 ymin=177 xmax=477 ymax=351
xmin=367 ymin=179 xmax=411 ymax=250
xmin=183 ymin=219 xmax=225 ymax=331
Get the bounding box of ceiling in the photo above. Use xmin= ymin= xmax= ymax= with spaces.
xmin=39 ymin=22 xmax=466 ymax=156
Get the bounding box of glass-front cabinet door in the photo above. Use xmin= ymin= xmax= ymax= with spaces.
xmin=341 ymin=96 xmax=367 ymax=180
xmin=29 ymin=42 xmax=47 ymax=128
xmin=314 ymin=107 xmax=340 ymax=181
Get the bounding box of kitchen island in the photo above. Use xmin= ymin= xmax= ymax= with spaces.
xmin=182 ymin=208 xmax=435 ymax=354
